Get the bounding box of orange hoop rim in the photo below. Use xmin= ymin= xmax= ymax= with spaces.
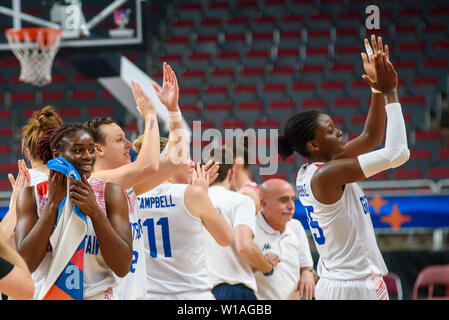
xmin=5 ymin=27 xmax=62 ymax=41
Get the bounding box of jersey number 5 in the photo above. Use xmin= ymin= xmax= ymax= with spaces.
xmin=304 ymin=205 xmax=325 ymax=245
xmin=143 ymin=217 xmax=172 ymax=258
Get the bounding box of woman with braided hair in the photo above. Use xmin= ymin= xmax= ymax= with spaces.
xmin=15 ymin=123 xmax=132 ymax=300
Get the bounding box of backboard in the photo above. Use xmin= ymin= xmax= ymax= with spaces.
xmin=0 ymin=0 xmax=145 ymax=51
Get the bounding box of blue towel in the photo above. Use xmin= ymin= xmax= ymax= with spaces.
xmin=39 ymin=157 xmax=87 ymax=300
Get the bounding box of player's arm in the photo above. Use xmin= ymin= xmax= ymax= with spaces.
xmin=184 ymin=185 xmax=232 ymax=246
xmin=234 ymin=224 xmax=275 ymax=274
xmin=16 ymin=172 xmax=66 ymax=272
xmin=311 ymin=52 xmax=409 ymax=204
xmin=334 ymin=35 xmax=388 ymax=160
xmin=94 ymin=81 xmax=160 ymax=190
xmin=69 ymin=178 xmax=132 ymax=277
xmin=0 ymin=232 xmax=34 ymax=300
xmin=0 ymin=159 xmax=30 ymax=241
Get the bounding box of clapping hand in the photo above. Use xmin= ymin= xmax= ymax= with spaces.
xmin=130 ymin=80 xmax=157 ymax=119
xmin=361 ymin=35 xmax=390 ymax=89
xmin=8 ymin=159 xmax=30 ymax=207
xmin=151 ymin=62 xmax=180 ymax=112
xmin=363 ymin=50 xmax=398 ymax=94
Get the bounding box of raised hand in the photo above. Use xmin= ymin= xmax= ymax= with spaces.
xmin=151 ymin=62 xmax=180 ymax=112
xmin=202 ymin=159 xmax=219 ymax=185
xmin=361 ymin=35 xmax=390 ymax=87
xmin=363 ymin=51 xmax=398 ymax=94
xmin=130 ymin=80 xmax=157 ymax=119
xmin=190 ymin=163 xmax=210 ymax=191
xmin=8 ymin=159 xmax=31 ymax=207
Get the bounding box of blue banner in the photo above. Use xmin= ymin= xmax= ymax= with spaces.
xmin=294 ymin=195 xmax=449 ymax=231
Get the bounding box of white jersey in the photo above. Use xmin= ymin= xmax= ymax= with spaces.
xmin=204 ymin=185 xmax=257 ymax=292
xmin=29 ymin=168 xmax=48 ymax=186
xmin=115 ymin=188 xmax=147 ymax=300
xmin=84 ymin=177 xmax=121 ymax=300
xmin=254 ymin=213 xmax=314 ymax=300
xmin=296 ymin=162 xmax=388 ymax=280
xmin=139 ymin=184 xmax=213 ymax=298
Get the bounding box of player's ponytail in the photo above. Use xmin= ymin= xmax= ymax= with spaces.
xmin=278 ymin=134 xmax=294 ymax=160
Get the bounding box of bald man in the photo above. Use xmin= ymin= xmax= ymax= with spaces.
xmin=254 ymin=178 xmax=316 ymax=300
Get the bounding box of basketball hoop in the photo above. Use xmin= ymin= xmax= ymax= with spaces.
xmin=5 ymin=28 xmax=62 ymax=87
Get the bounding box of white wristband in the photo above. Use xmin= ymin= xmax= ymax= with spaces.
xmin=371 ymin=87 xmax=382 ymax=93
xmin=167 ymin=110 xmax=182 ymax=122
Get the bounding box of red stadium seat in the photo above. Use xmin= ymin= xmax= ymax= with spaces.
xmin=305 ymin=46 xmax=329 ymax=64
xmin=366 ymin=171 xmax=388 ymax=180
xmin=179 ymin=103 xmax=201 ymax=120
xmin=251 ymin=32 xmax=274 ymax=49
xmin=301 ymin=98 xmax=327 ymax=110
xmin=280 ymin=13 xmax=304 ymax=31
xmin=215 ymin=51 xmax=241 ymax=68
xmin=307 ymin=28 xmax=331 ymax=47
xmin=0 ymin=110 xmax=12 ymax=120
xmin=72 ymin=90 xmax=95 ymax=100
xmin=179 ymin=87 xmax=200 ymax=104
xmin=393 ymin=168 xmax=422 ymax=179
xmin=0 ymin=145 xmax=11 ymax=154
xmin=87 ymin=107 xmax=113 ymax=117
xmin=278 ymin=30 xmax=302 ymax=48
xmin=412 ymin=264 xmax=449 ymax=300
xmin=41 ymin=91 xmax=65 ymax=101
xmin=10 ymin=92 xmax=34 ymax=102
xmin=237 ymin=0 xmax=258 ymax=8
xmin=0 ymin=179 xmax=13 ymax=190
xmin=269 ymin=100 xmax=295 ymax=111
xmin=220 ymin=119 xmax=247 ymax=130
xmin=101 ymin=90 xmax=114 ymax=99
xmin=252 ymin=15 xmax=277 ymax=33
xmin=208 ymin=68 xmax=235 ymax=86
xmin=245 ymin=49 xmax=271 ymax=67
xmin=438 ymin=149 xmax=449 ymax=160
xmin=159 ymin=53 xmax=182 ymax=63
xmin=262 ymin=83 xmax=287 ymax=100
xmin=199 ymin=17 xmax=221 ymax=29
xmin=207 ymin=1 xmax=230 ymax=11
xmin=290 ymin=81 xmax=316 ymax=102
xmin=335 ymin=11 xmax=362 ymax=28
xmin=0 ymin=163 xmax=18 ymax=173
xmin=428 ymin=167 xmax=449 ymax=179
xmin=253 ymin=118 xmax=279 ymax=129
xmin=0 ymin=127 xmax=13 ymax=137
xmin=237 ymin=101 xmax=263 ymax=112
xmin=57 ymin=108 xmax=82 ymax=118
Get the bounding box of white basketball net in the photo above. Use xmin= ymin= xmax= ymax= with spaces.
xmin=6 ymin=29 xmax=61 ymax=87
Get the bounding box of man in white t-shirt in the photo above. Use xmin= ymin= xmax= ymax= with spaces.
xmin=203 ymin=147 xmax=279 ymax=300
xmin=254 ymin=178 xmax=316 ymax=300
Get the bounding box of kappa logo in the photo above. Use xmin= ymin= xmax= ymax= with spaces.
xmin=263 ymin=243 xmax=271 ymax=251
